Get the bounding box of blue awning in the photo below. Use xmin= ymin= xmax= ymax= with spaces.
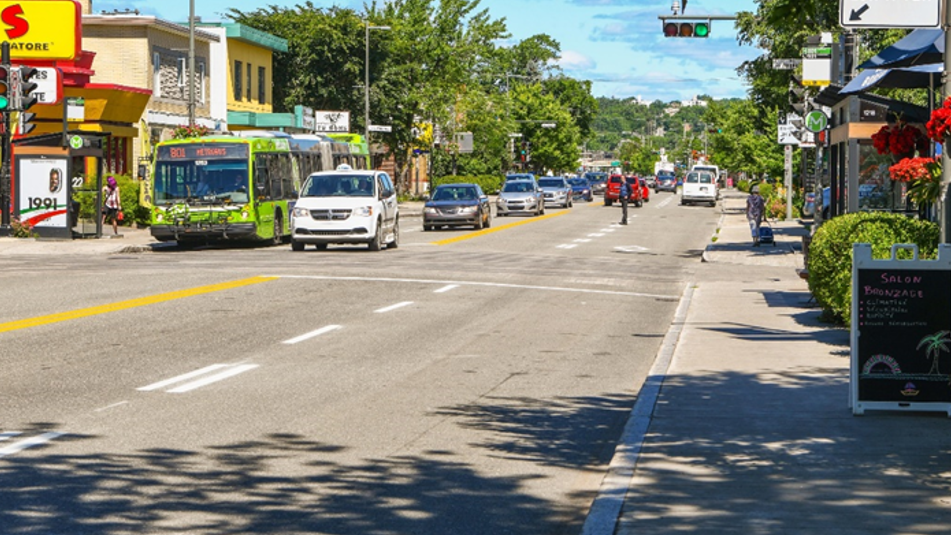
xmin=858 ymin=29 xmax=944 ymax=69
xmin=839 ymin=63 xmax=942 ymax=95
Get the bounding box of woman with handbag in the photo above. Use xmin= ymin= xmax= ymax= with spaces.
xmin=101 ymin=176 xmax=122 ymax=235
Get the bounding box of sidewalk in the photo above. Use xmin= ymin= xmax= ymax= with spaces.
xmin=587 ymin=190 xmax=951 ymax=534
xmin=0 ymin=201 xmax=426 ymax=256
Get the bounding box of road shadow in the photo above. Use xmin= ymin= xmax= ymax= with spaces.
xmin=0 ymin=430 xmax=578 ymax=535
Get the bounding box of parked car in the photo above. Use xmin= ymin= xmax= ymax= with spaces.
xmin=538 ymin=176 xmax=573 ymax=208
xmin=423 ymin=183 xmax=491 ymax=231
xmin=604 ymin=174 xmax=643 ymax=207
xmin=496 ymin=179 xmax=545 ymax=216
xmin=655 ymin=173 xmax=677 ymax=193
xmin=567 ymin=177 xmax=593 ymax=202
xmin=681 ymin=170 xmax=717 ymax=207
xmin=643 ymin=175 xmax=657 ymax=188
xmin=291 ymin=166 xmax=399 ymax=251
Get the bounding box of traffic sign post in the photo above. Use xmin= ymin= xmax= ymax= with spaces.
xmin=840 ymin=0 xmax=941 ymax=28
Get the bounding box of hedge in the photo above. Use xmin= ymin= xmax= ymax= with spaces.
xmin=807 ymin=211 xmax=939 ymax=325
xmin=72 ymin=173 xmax=149 ymax=227
xmin=432 ymin=175 xmax=504 ymax=195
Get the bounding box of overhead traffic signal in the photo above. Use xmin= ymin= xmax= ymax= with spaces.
xmin=0 ymin=65 xmax=9 ymax=111
xmin=662 ymin=19 xmax=710 ymax=38
xmin=15 ymin=66 xmax=38 ymax=112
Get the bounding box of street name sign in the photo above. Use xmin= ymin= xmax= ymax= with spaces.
xmin=368 ymin=125 xmax=392 ymax=133
xmin=772 ymin=58 xmax=801 ymax=70
xmin=840 ymin=0 xmax=941 ymax=28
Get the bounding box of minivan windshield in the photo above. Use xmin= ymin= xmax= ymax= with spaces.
xmin=302 ymin=174 xmax=374 ymax=197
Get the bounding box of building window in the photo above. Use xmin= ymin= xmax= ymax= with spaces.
xmin=153 ymin=52 xmax=161 ymax=97
xmin=258 ymin=66 xmax=266 ymax=104
xmin=234 ymin=60 xmax=243 ymax=101
xmin=199 ymin=61 xmax=206 ymax=104
xmin=246 ymin=63 xmax=252 ymax=102
xmin=177 ymin=57 xmax=186 ymax=87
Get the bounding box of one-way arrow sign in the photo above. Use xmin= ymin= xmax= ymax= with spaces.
xmin=840 ymin=0 xmax=940 ymax=28
xmin=849 ymin=4 xmax=869 ymax=21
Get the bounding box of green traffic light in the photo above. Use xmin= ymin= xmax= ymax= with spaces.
xmin=695 ymin=23 xmax=709 ymax=37
xmin=0 ymin=96 xmax=7 ymax=110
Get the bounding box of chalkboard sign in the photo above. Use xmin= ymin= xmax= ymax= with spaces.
xmin=852 ymin=243 xmax=951 ymax=415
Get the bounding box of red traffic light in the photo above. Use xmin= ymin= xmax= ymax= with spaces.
xmin=663 ymin=22 xmax=678 ymax=37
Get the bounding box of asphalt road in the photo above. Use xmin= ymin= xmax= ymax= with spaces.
xmin=0 ymin=192 xmax=719 ymax=535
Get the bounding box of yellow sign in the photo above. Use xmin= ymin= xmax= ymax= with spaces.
xmin=0 ymin=1 xmax=81 ymax=60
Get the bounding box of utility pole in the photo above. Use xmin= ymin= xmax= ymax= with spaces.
xmin=0 ymin=42 xmax=10 ymax=234
xmin=187 ymin=0 xmax=195 ymax=126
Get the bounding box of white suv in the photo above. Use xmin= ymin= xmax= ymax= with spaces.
xmin=291 ymin=167 xmax=399 ymax=251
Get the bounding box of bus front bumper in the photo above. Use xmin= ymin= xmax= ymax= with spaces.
xmin=151 ymin=223 xmax=258 ymax=241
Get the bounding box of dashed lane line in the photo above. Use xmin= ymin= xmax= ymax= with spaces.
xmin=283 ymin=324 xmax=342 ymax=345
xmin=374 ymin=301 xmax=415 ymax=313
xmin=137 ymin=363 xmax=260 ymax=393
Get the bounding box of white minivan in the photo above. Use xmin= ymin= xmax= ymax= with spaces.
xmin=680 ymin=170 xmax=717 ymax=207
xmin=290 ymin=166 xmax=399 ymax=251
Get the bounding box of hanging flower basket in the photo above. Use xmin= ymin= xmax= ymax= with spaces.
xmin=889 ymin=156 xmax=941 ymax=206
xmin=926 ymin=97 xmax=951 ymax=142
xmin=871 ymin=120 xmax=926 ymax=159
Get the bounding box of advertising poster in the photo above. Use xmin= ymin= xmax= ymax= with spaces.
xmin=16 ymin=157 xmax=70 ymax=228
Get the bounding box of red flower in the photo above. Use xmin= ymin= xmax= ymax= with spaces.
xmin=926 ymin=98 xmax=951 ymax=142
xmin=888 ymin=157 xmax=937 ymax=183
xmin=871 ymin=121 xmax=925 ymax=156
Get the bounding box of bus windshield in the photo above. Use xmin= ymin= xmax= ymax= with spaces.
xmin=154 ymin=143 xmax=251 ymax=204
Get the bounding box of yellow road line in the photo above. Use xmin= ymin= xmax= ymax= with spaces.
xmin=0 ymin=276 xmax=278 ymax=334
xmin=431 ymin=210 xmax=569 ymax=246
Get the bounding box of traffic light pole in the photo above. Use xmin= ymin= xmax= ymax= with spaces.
xmin=0 ymin=42 xmax=10 ymax=234
xmin=942 ymin=1 xmax=951 ymax=243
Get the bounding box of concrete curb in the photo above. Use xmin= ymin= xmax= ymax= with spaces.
xmin=581 ymin=282 xmax=696 ymax=535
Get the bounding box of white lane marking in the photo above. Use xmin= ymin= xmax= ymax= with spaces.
xmin=614 ymin=245 xmax=651 ymax=253
xmin=375 ymin=301 xmax=414 ymax=313
xmin=167 ymin=364 xmax=259 ymax=393
xmin=0 ymin=431 xmax=23 ymax=442
xmin=574 ymin=238 xmax=592 ymax=243
xmin=601 ymin=228 xmax=616 ymax=233
xmin=272 ymin=275 xmax=680 ymax=301
xmin=137 ymin=364 xmax=229 ymax=391
xmin=94 ymin=401 xmax=129 ymax=412
xmin=0 ymin=432 xmax=64 ymax=459
xmin=588 ymin=233 xmax=605 ymax=238
xmin=656 ymin=196 xmax=674 ymax=209
xmin=556 ymin=244 xmax=578 ymax=249
xmin=434 ymin=284 xmax=459 ymax=293
xmin=283 ymin=324 xmax=342 ymax=345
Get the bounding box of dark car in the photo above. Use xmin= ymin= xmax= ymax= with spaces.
xmin=655 ymin=172 xmax=677 ymax=193
xmin=423 ymin=183 xmax=491 ymax=231
xmin=567 ymin=177 xmax=593 ymax=202
xmin=584 ymin=172 xmax=607 ymax=195
xmin=604 ymin=174 xmax=643 ymax=207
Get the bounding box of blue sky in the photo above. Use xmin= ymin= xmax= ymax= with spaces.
xmin=93 ymin=0 xmax=762 ymax=102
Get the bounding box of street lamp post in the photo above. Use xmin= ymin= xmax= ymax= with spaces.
xmin=365 ymin=23 xmax=391 ymax=145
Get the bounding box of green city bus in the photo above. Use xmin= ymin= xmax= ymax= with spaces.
xmin=149 ymin=132 xmax=370 ymax=245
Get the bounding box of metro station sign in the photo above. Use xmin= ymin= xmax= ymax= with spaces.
xmin=0 ymin=1 xmax=82 ymax=60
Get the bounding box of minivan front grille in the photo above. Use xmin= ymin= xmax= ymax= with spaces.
xmin=310 ymin=209 xmax=351 ymax=221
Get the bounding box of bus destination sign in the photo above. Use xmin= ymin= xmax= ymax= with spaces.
xmin=157 ymin=143 xmax=250 ymax=161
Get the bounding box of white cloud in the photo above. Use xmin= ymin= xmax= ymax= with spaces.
xmin=559 ymin=50 xmax=597 ymax=70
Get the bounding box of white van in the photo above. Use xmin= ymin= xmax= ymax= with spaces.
xmin=681 ymin=170 xmax=717 ymax=207
xmin=290 ymin=166 xmax=399 ymax=251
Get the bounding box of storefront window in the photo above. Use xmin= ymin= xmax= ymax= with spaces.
xmin=858 ymin=141 xmax=900 ymax=211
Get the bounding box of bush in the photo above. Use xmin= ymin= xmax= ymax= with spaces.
xmin=807 ymin=212 xmax=939 ymax=325
xmin=736 ymin=179 xmax=751 ymax=193
xmin=71 ymin=173 xmax=149 ymax=228
xmin=432 ymin=175 xmax=503 ymax=195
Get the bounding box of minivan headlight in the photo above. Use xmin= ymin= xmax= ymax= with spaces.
xmin=353 ymin=206 xmax=373 ymax=217
xmin=293 ymin=207 xmax=310 ymax=218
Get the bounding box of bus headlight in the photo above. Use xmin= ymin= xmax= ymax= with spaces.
xmin=155 ymin=213 xmax=164 ymax=222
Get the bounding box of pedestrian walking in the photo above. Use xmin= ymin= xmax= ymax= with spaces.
xmin=619 ymin=175 xmax=630 ymax=225
xmin=746 ymin=185 xmax=765 ymax=246
xmin=101 ymin=176 xmax=122 ymax=235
